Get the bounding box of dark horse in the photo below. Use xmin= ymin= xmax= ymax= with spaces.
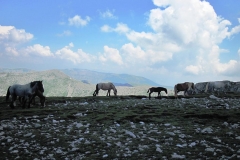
xmin=6 ymin=81 xmax=45 ymax=108
xmin=29 ymin=81 xmax=45 ymax=107
xmin=147 ymin=87 xmax=168 ymax=99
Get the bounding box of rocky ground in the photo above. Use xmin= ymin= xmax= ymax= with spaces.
xmin=0 ymin=94 xmax=240 ymax=159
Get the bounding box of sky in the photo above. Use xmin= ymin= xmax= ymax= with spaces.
xmin=0 ymin=0 xmax=240 ymax=86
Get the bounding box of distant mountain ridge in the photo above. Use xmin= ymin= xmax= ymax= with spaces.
xmin=0 ymin=68 xmax=167 ymax=87
xmin=61 ymin=68 xmax=160 ymax=87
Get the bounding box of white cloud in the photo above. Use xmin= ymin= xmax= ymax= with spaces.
xmin=99 ymin=46 xmax=123 ymax=65
xmin=100 ymin=10 xmax=117 ymax=19
xmin=101 ymin=25 xmax=111 ymax=32
xmin=0 ymin=25 xmax=33 ymax=56
xmin=5 ymin=47 xmax=18 ymax=56
xmin=55 ymin=43 xmax=94 ymax=64
xmin=228 ymin=25 xmax=240 ymax=37
xmin=57 ymin=30 xmax=72 ymax=37
xmin=23 ymin=44 xmax=53 ymax=57
xmin=0 ymin=25 xmax=33 ymax=43
xmin=68 ymin=15 xmax=91 ymax=27
xmin=101 ymin=23 xmax=129 ymax=33
xmin=185 ymin=65 xmax=203 ymax=75
xmin=148 ymin=0 xmax=233 ymax=47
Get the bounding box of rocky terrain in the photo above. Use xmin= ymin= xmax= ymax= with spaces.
xmin=0 ymin=94 xmax=240 ymax=159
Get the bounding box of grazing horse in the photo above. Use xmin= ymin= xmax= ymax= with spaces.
xmin=174 ymin=82 xmax=194 ymax=97
xmin=93 ymin=82 xmax=117 ymax=96
xmin=6 ymin=82 xmax=40 ymax=109
xmin=147 ymin=87 xmax=168 ymax=99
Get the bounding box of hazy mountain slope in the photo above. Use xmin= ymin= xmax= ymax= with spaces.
xmin=61 ymin=69 xmax=160 ymax=86
xmin=0 ymin=70 xmax=95 ymax=97
xmin=0 ymin=68 xmax=33 ymax=73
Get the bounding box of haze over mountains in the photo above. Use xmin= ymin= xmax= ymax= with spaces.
xmin=61 ymin=68 xmax=161 ymax=87
xmin=0 ymin=68 xmax=172 ymax=97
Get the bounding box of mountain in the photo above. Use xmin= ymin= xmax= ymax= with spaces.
xmin=0 ymin=70 xmax=94 ymax=97
xmin=0 ymin=68 xmax=33 ymax=73
xmin=61 ymin=69 xmax=160 ymax=87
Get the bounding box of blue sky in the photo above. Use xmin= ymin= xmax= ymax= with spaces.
xmin=0 ymin=0 xmax=240 ymax=86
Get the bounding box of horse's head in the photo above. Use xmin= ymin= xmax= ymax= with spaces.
xmin=38 ymin=81 xmax=44 ymax=92
xmin=32 ymin=81 xmax=44 ymax=92
xmin=191 ymin=83 xmax=194 ymax=90
xmin=165 ymin=89 xmax=168 ymax=95
xmin=114 ymin=89 xmax=117 ymax=96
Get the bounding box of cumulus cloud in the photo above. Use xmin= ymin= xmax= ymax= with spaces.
xmin=99 ymin=46 xmax=123 ymax=65
xmin=23 ymin=44 xmax=53 ymax=57
xmin=55 ymin=43 xmax=94 ymax=64
xmin=139 ymin=0 xmax=240 ymax=76
xmin=0 ymin=25 xmax=33 ymax=44
xmin=68 ymin=15 xmax=91 ymax=27
xmin=0 ymin=25 xmax=33 ymax=56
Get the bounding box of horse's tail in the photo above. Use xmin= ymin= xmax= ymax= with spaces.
xmin=6 ymin=86 xmax=11 ymax=101
xmin=95 ymin=84 xmax=99 ymax=95
xmin=147 ymin=89 xmax=150 ymax=93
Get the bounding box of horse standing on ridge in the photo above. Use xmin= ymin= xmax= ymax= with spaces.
xmin=93 ymin=82 xmax=117 ymax=96
xmin=6 ymin=81 xmax=44 ymax=108
xmin=174 ymin=82 xmax=194 ymax=98
xmin=147 ymin=87 xmax=168 ymax=99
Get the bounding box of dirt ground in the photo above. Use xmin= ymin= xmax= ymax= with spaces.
xmin=0 ymin=94 xmax=240 ymax=159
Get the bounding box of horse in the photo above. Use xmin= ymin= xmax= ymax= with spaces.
xmin=204 ymin=80 xmax=231 ymax=94
xmin=174 ymin=82 xmax=194 ymax=97
xmin=93 ymin=82 xmax=117 ymax=96
xmin=13 ymin=80 xmax=45 ymax=108
xmin=6 ymin=81 xmax=40 ymax=109
xmin=147 ymin=87 xmax=168 ymax=99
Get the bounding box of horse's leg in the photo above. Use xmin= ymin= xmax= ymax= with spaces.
xmin=93 ymin=90 xmax=96 ymax=96
xmin=32 ymin=95 xmax=36 ymax=105
xmin=149 ymin=92 xmax=151 ymax=99
xmin=107 ymin=90 xmax=110 ymax=96
xmin=20 ymin=96 xmax=26 ymax=109
xmin=10 ymin=95 xmax=16 ymax=109
xmin=158 ymin=92 xmax=162 ymax=98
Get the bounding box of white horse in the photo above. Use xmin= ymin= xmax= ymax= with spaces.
xmin=93 ymin=82 xmax=117 ymax=96
xmin=6 ymin=82 xmax=39 ymax=109
xmin=174 ymin=82 xmax=194 ymax=97
xmin=205 ymin=81 xmax=231 ymax=93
